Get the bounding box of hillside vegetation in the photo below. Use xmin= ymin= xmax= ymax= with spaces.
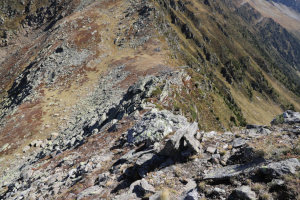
xmin=154 ymin=0 xmax=300 ymax=125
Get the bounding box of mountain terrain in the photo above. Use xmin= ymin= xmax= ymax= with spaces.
xmin=269 ymin=0 xmax=300 ymax=13
xmin=243 ymin=0 xmax=300 ymax=39
xmin=0 ymin=0 xmax=299 ymax=199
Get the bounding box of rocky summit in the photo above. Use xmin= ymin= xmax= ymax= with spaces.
xmin=0 ymin=0 xmax=300 ymax=200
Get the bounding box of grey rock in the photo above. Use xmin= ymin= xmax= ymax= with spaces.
xmin=213 ymin=187 xmax=226 ymax=195
xmin=206 ymin=146 xmax=217 ymax=154
xmin=52 ymin=182 xmax=63 ymax=195
xmin=136 ymin=154 xmax=163 ymax=178
xmin=283 ymin=126 xmax=300 ymax=135
xmin=232 ymin=138 xmax=246 ymax=148
xmin=77 ymin=186 xmax=103 ymax=200
xmin=130 ymin=178 xmax=155 ymax=194
xmin=128 ymin=179 xmax=155 ymax=198
xmin=204 ymin=162 xmax=261 ymax=180
xmin=149 ymin=192 xmax=161 ymax=200
xmin=183 ymin=188 xmax=199 ymax=200
xmin=230 ymin=186 xmax=256 ymax=200
xmin=95 ymin=172 xmax=109 ymax=186
xmin=68 ymin=168 xmax=78 ymax=179
xmin=259 ymin=158 xmax=300 ymax=178
xmin=270 ymin=179 xmax=285 ymax=187
xmin=245 ymin=125 xmax=271 ymax=137
xmin=20 ymin=168 xmax=34 ymax=181
xmin=30 ymin=140 xmax=44 ymax=148
xmin=0 ymin=143 xmax=10 ymax=152
xmin=282 ymin=110 xmax=300 ymax=124
xmin=271 ymin=110 xmax=300 ymax=125
xmin=211 ymin=154 xmax=221 ymax=164
xmin=196 ymin=132 xmax=202 ymax=140
xmin=127 ymin=109 xmax=188 ymax=145
xmin=160 ymin=122 xmax=199 ymax=156
xmin=113 ymin=192 xmax=137 ymax=200
xmin=202 ymin=131 xmax=217 ymax=139
xmin=49 ymin=132 xmax=59 ymax=140
xmin=23 ymin=146 xmax=30 ymax=153
xmin=183 ymin=127 xmax=202 ymax=154
xmin=129 ymin=75 xmax=158 ymax=96
xmin=136 ymin=153 xmax=155 ymax=166
xmin=183 ymin=179 xmax=197 ymax=192
xmin=159 ymin=158 xmax=174 ymax=168
xmin=221 ymin=151 xmax=230 ymax=164
xmin=228 ymin=146 xmax=264 ymax=165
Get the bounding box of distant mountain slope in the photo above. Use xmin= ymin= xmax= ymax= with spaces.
xmin=269 ymin=0 xmax=300 ymax=13
xmin=155 ymin=0 xmax=300 ymax=123
xmin=242 ymin=0 xmax=300 ymax=38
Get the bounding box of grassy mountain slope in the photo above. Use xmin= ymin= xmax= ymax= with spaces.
xmin=243 ymin=0 xmax=300 ymax=38
xmin=153 ymin=0 xmax=300 ymax=125
xmin=269 ymin=0 xmax=300 ymax=13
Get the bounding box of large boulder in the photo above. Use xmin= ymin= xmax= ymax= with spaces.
xmin=229 ymin=186 xmax=257 ymax=200
xmin=271 ymin=110 xmax=300 ymax=125
xmin=245 ymin=125 xmax=271 ymax=137
xmin=129 ymin=178 xmax=155 ymax=197
xmin=204 ymin=161 xmax=262 ymax=180
xmin=126 ymin=109 xmax=189 ymax=145
xmin=159 ymin=122 xmax=202 ymax=157
xmin=77 ymin=186 xmax=104 ymax=200
xmin=258 ymin=158 xmax=300 ymax=179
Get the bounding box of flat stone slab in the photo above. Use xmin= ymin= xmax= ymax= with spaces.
xmin=204 ymin=161 xmax=262 ymax=180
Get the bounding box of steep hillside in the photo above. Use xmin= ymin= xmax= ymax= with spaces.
xmin=0 ymin=0 xmax=299 ymax=199
xmin=269 ymin=0 xmax=300 ymax=13
xmin=154 ymin=0 xmax=300 ymax=124
xmin=243 ymin=0 xmax=300 ymax=38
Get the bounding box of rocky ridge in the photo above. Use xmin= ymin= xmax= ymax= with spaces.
xmin=1 ymin=95 xmax=300 ymax=199
xmin=0 ymin=0 xmax=299 ymax=199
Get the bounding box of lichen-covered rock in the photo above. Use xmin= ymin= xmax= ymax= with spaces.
xmin=204 ymin=162 xmax=261 ymax=180
xmin=258 ymin=158 xmax=300 ymax=178
xmin=245 ymin=125 xmax=271 ymax=137
xmin=271 ymin=110 xmax=300 ymax=125
xmin=232 ymin=138 xmax=247 ymax=148
xmin=229 ymin=186 xmax=256 ymax=200
xmin=77 ymin=186 xmax=104 ymax=200
xmin=126 ymin=109 xmax=189 ymax=145
xmin=182 ymin=188 xmax=199 ymax=200
xmin=130 ymin=178 xmax=155 ymax=196
xmin=160 ymin=122 xmax=201 ymax=156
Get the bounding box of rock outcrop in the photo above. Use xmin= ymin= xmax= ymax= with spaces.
xmin=271 ymin=110 xmax=300 ymax=125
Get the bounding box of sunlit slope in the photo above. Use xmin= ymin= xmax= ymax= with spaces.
xmin=154 ymin=0 xmax=300 ymax=125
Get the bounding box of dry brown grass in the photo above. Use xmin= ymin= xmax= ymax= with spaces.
xmin=249 ymin=134 xmax=300 ymax=161
xmin=244 ymin=0 xmax=300 ymax=37
xmin=260 ymin=192 xmax=272 ymax=200
xmin=251 ymin=183 xmax=264 ymax=193
xmin=160 ymin=189 xmax=170 ymax=200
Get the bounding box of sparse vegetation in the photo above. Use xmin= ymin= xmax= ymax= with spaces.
xmin=160 ymin=189 xmax=170 ymax=200
xmin=260 ymin=192 xmax=272 ymax=200
xmin=252 ymin=183 xmax=264 ymax=193
xmin=283 ymin=173 xmax=300 ymax=199
xmin=151 ymin=86 xmax=163 ymax=97
xmin=271 ymin=114 xmax=284 ymax=125
xmin=155 ymin=0 xmax=300 ymax=128
xmin=198 ymin=181 xmax=207 ymax=192
xmin=249 ymin=135 xmax=300 ymax=161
